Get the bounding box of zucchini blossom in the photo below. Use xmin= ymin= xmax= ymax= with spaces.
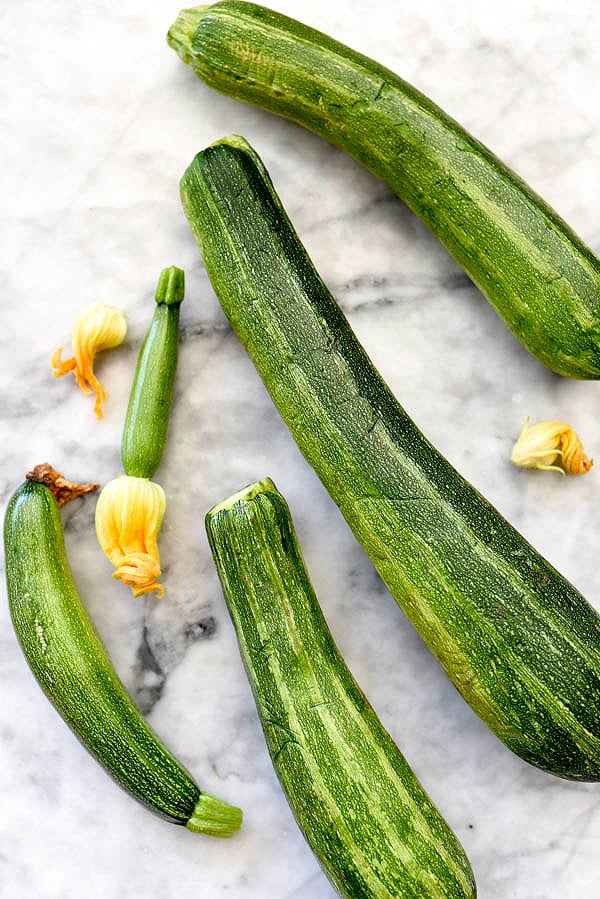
xmin=95 ymin=475 xmax=166 ymax=597
xmin=511 ymin=418 xmax=592 ymax=475
xmin=52 ymin=303 xmax=127 ymax=419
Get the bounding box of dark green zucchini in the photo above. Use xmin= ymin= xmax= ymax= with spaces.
xmin=169 ymin=2 xmax=600 ymax=379
xmin=181 ymin=135 xmax=600 ymax=780
xmin=121 ymin=266 xmax=184 ymax=478
xmin=4 ymin=474 xmax=242 ymax=836
xmin=207 ymin=478 xmax=476 ymax=898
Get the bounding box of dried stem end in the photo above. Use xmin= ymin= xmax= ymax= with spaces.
xmin=26 ymin=463 xmax=99 ymax=507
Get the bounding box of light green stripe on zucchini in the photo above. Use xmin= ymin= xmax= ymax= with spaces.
xmin=207 ymin=479 xmax=476 ymax=898
xmin=254 ymin=526 xmax=456 ymax=884
xmin=169 ymin=1 xmax=600 ymax=379
xmin=181 ymin=135 xmax=600 ymax=780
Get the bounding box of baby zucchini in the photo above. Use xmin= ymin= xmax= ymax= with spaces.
xmin=181 ymin=135 xmax=600 ymax=781
xmin=169 ymin=2 xmax=600 ymax=379
xmin=4 ymin=470 xmax=242 ymax=836
xmin=121 ymin=266 xmax=185 ymax=478
xmin=207 ymin=478 xmax=476 ymax=899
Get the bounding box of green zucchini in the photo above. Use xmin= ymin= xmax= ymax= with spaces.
xmin=207 ymin=478 xmax=476 ymax=899
xmin=169 ymin=2 xmax=600 ymax=380
xmin=181 ymin=135 xmax=600 ymax=781
xmin=4 ymin=474 xmax=242 ymax=836
xmin=121 ymin=266 xmax=185 ymax=478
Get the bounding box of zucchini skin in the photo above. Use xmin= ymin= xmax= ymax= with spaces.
xmin=4 ymin=479 xmax=242 ymax=835
xmin=207 ymin=478 xmax=476 ymax=899
xmin=121 ymin=266 xmax=184 ymax=479
xmin=169 ymin=2 xmax=600 ymax=380
xmin=181 ymin=136 xmax=600 ymax=781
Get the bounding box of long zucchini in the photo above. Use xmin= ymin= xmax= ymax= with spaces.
xmin=4 ymin=473 xmax=242 ymax=836
xmin=181 ymin=135 xmax=600 ymax=781
xmin=207 ymin=478 xmax=476 ymax=898
xmin=169 ymin=2 xmax=600 ymax=380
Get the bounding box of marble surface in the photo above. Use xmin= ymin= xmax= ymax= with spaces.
xmin=2 ymin=1 xmax=600 ymax=896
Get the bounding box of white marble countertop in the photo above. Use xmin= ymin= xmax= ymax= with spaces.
xmin=2 ymin=1 xmax=600 ymax=896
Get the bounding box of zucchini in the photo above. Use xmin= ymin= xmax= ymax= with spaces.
xmin=207 ymin=478 xmax=476 ymax=899
xmin=169 ymin=2 xmax=600 ymax=380
xmin=121 ymin=266 xmax=184 ymax=478
xmin=181 ymin=135 xmax=600 ymax=781
xmin=4 ymin=474 xmax=242 ymax=836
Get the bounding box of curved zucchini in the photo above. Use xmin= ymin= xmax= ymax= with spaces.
xmin=121 ymin=266 xmax=185 ymax=478
xmin=4 ymin=477 xmax=242 ymax=836
xmin=207 ymin=478 xmax=476 ymax=899
xmin=169 ymin=2 xmax=600 ymax=379
xmin=181 ymin=135 xmax=600 ymax=781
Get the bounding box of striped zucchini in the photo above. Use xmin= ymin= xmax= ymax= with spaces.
xmin=181 ymin=135 xmax=600 ymax=780
xmin=169 ymin=2 xmax=600 ymax=379
xmin=121 ymin=266 xmax=184 ymax=479
xmin=207 ymin=478 xmax=476 ymax=898
xmin=4 ymin=473 xmax=242 ymax=836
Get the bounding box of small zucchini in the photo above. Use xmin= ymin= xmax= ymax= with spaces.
xmin=4 ymin=472 xmax=242 ymax=836
xmin=181 ymin=135 xmax=600 ymax=781
xmin=207 ymin=478 xmax=476 ymax=899
xmin=121 ymin=266 xmax=184 ymax=479
xmin=169 ymin=2 xmax=600 ymax=379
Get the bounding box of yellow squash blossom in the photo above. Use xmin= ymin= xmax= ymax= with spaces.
xmin=52 ymin=304 xmax=127 ymax=419
xmin=511 ymin=418 xmax=593 ymax=475
xmin=95 ymin=476 xmax=166 ymax=598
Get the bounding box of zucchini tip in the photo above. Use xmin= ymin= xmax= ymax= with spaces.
xmin=185 ymin=792 xmax=243 ymax=837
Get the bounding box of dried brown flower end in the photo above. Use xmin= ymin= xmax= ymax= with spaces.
xmin=26 ymin=463 xmax=99 ymax=506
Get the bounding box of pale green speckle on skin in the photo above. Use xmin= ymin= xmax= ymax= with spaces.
xmin=34 ymin=617 xmax=48 ymax=654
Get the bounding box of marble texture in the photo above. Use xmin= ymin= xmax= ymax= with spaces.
xmin=1 ymin=0 xmax=600 ymax=896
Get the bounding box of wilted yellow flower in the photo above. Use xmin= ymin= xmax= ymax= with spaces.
xmin=95 ymin=476 xmax=166 ymax=598
xmin=52 ymin=304 xmax=127 ymax=419
xmin=511 ymin=418 xmax=593 ymax=475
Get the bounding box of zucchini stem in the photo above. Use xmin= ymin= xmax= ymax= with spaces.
xmin=167 ymin=6 xmax=208 ymax=66
xmin=155 ymin=265 xmax=185 ymax=307
xmin=208 ymin=477 xmax=277 ymax=514
xmin=186 ymin=792 xmax=243 ymax=837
